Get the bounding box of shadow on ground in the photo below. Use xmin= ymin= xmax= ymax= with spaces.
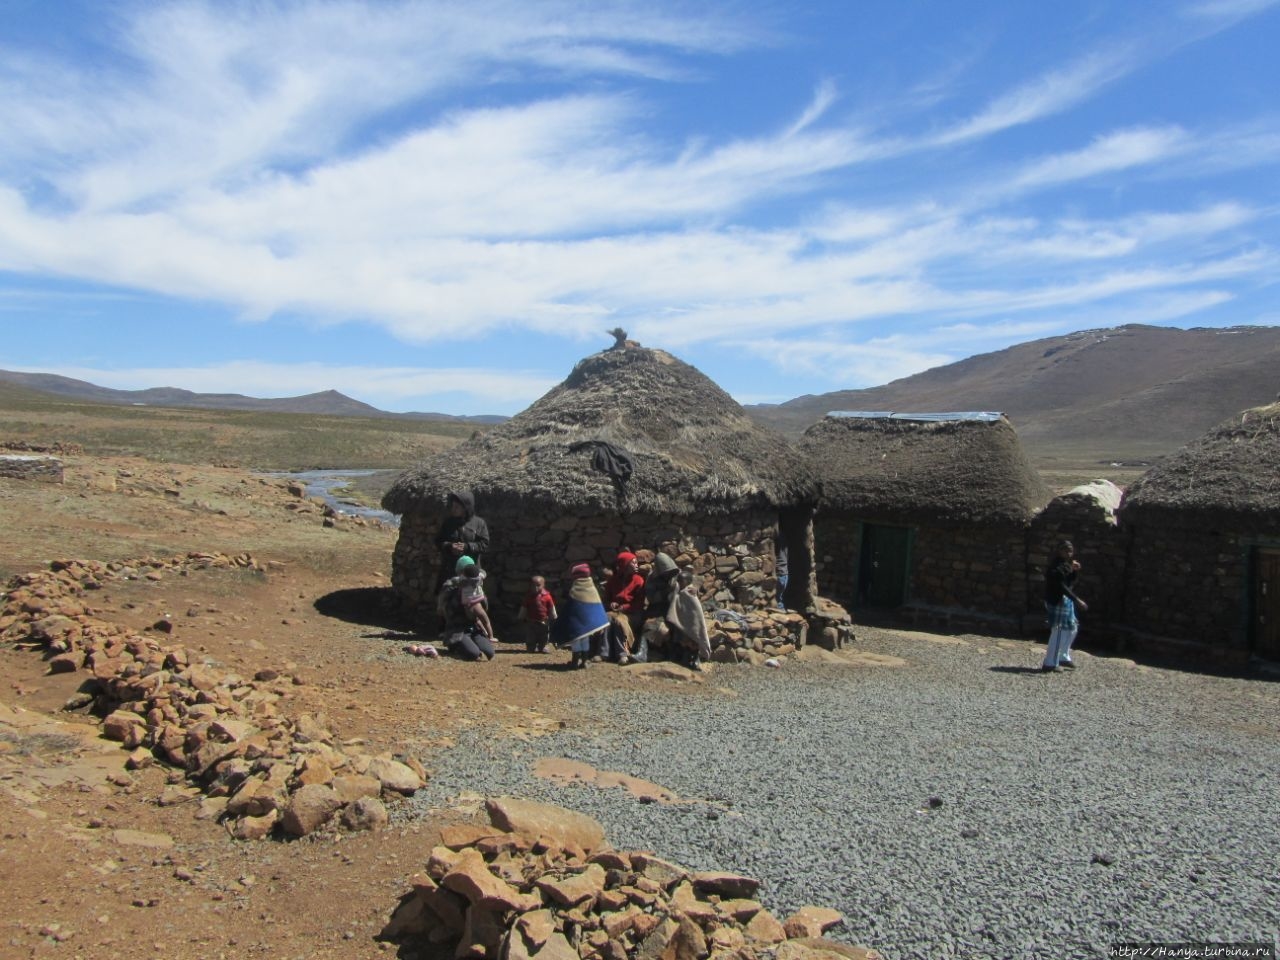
xmin=314 ymin=586 xmax=415 ymax=632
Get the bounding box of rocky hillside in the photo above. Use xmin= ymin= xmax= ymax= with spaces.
xmin=747 ymin=324 xmax=1280 ymax=461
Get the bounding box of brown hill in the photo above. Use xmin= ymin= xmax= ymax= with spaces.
xmin=747 ymin=324 xmax=1280 ymax=463
xmin=0 ymin=370 xmax=502 ymax=423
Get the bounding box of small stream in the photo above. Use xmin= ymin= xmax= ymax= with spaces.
xmin=264 ymin=469 xmax=400 ymax=526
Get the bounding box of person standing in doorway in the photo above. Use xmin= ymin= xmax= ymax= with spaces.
xmin=1042 ymin=540 xmax=1088 ymax=672
xmin=434 ymin=490 xmax=489 ymax=588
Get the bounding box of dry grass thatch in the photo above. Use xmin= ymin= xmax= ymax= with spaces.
xmin=382 ymin=346 xmax=816 ymax=516
xmin=798 ymin=414 xmax=1052 ymax=524
xmin=1121 ymin=400 xmax=1280 ymax=523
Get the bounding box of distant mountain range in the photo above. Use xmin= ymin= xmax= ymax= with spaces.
xmin=744 ymin=324 xmax=1280 ymax=461
xmin=0 ymin=370 xmax=506 ymax=424
xmin=6 ymin=323 xmax=1278 ymax=462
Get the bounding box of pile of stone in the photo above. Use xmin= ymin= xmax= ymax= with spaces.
xmin=0 ymin=453 xmax=64 ymax=483
xmin=0 ymin=440 xmax=84 ymax=455
xmin=0 ymin=554 xmax=424 ymax=840
xmin=383 ymin=797 xmax=880 ymax=960
xmin=706 ymin=609 xmax=810 ymax=664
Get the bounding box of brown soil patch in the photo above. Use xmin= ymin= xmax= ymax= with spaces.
xmin=0 ymin=453 xmax=705 ymax=959
xmin=532 ymin=757 xmax=682 ymax=804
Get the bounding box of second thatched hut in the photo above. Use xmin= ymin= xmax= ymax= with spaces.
xmin=1118 ymin=400 xmax=1280 ymax=663
xmin=382 ymin=343 xmax=819 ymax=633
xmin=799 ymin=411 xmax=1052 ymax=631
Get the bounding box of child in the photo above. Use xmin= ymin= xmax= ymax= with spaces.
xmin=522 ymin=575 xmax=557 ymax=653
xmin=550 ymin=563 xmax=610 ymax=669
xmin=603 ymin=551 xmax=645 ymax=663
xmin=452 ymin=557 xmax=496 ymax=642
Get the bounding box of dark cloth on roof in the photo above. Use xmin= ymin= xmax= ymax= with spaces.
xmin=569 ymin=440 xmax=634 ymax=487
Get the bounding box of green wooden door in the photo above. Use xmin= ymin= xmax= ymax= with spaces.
xmin=857 ymin=524 xmax=911 ymax=608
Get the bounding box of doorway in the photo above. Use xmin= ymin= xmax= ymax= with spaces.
xmin=857 ymin=523 xmax=912 ymax=608
xmin=1253 ymin=547 xmax=1280 ymax=661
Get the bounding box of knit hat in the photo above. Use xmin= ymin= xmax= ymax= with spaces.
xmin=651 ymin=552 xmax=678 ymax=576
xmin=455 ymin=555 xmax=476 ymax=574
xmin=614 ymin=551 xmax=637 ymax=570
xmin=570 ymin=563 xmax=593 ymax=579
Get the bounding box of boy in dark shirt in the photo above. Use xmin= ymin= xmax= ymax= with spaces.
xmin=1042 ymin=540 xmax=1089 ymax=671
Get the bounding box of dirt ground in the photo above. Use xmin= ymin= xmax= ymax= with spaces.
xmin=0 ymin=455 xmax=671 ymax=960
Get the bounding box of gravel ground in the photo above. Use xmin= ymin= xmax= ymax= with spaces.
xmin=406 ymin=629 xmax=1280 ymax=960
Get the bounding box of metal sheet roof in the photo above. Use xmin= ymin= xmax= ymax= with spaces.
xmin=827 ymin=411 xmax=1004 ymax=422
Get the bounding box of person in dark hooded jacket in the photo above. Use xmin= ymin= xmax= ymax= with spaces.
xmin=434 ymin=490 xmax=490 ymax=588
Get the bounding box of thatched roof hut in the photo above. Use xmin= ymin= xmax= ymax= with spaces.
xmin=798 ymin=412 xmax=1051 ymax=524
xmin=382 ymin=343 xmax=817 ymax=624
xmin=1121 ymin=401 xmax=1280 ymax=524
xmin=383 ymin=345 xmax=816 ymax=516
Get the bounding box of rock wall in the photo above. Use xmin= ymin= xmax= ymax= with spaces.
xmin=908 ymin=525 xmax=1032 ymax=632
xmin=0 ymin=454 xmax=63 ymax=483
xmin=813 ymin=514 xmax=1030 ymax=633
xmin=813 ymin=481 xmax=1129 ymax=637
xmin=1119 ymin=520 xmax=1259 ymax=665
xmin=390 ymin=503 xmax=786 ymax=631
xmin=1028 ymin=480 xmax=1128 ymax=635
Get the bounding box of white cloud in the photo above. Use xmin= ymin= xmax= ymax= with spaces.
xmin=1011 ymin=127 xmax=1191 ymax=190
xmin=928 ymin=48 xmax=1135 ymax=146
xmin=0 ymin=0 xmax=1277 ymax=394
xmin=1182 ymin=0 xmax=1280 ymax=20
xmin=733 ymin=335 xmax=955 ymax=388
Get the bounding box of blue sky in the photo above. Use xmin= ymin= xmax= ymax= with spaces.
xmin=1 ymin=0 xmax=1277 ymax=415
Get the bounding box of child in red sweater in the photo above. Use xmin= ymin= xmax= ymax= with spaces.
xmin=521 ymin=575 xmax=558 ymax=653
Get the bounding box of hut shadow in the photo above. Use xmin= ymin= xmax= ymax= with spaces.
xmin=313 ymin=587 xmax=417 ymax=636
xmin=514 ymin=659 xmax=578 ymax=672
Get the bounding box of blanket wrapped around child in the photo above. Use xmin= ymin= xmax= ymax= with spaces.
xmin=551 ymin=577 xmax=610 ymax=653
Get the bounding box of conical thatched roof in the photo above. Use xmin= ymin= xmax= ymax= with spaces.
xmin=382 ymin=345 xmax=816 ymax=516
xmin=1121 ymin=400 xmax=1280 ymax=523
xmin=798 ymin=412 xmax=1051 ymax=524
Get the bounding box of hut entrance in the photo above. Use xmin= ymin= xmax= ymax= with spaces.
xmin=1254 ymin=548 xmax=1280 ymax=660
xmin=857 ymin=523 xmax=911 ymax=608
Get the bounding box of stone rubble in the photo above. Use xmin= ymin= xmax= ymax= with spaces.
xmin=0 ymin=552 xmax=422 ymax=840
xmin=382 ymin=797 xmax=881 ymax=960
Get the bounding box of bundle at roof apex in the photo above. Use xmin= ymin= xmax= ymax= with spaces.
xmin=382 ymin=343 xmax=816 ymax=516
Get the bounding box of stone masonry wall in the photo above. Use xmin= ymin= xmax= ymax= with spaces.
xmin=1121 ymin=522 xmax=1256 ymax=663
xmin=390 ymin=502 xmax=784 ymax=632
xmin=0 ymin=454 xmax=63 ymax=483
xmin=908 ymin=525 xmax=1031 ymax=631
xmin=812 ymin=513 xmax=859 ymax=608
xmin=814 ymin=514 xmax=1030 ymax=631
xmin=1028 ymin=487 xmax=1129 ymax=637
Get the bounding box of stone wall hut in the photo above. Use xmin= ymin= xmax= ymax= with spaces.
xmin=382 ymin=343 xmax=819 ymax=633
xmin=1118 ymin=400 xmax=1280 ymax=664
xmin=799 ymin=412 xmax=1052 ymax=632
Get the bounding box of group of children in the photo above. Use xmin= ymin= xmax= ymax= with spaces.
xmin=435 ymin=549 xmax=696 ymax=670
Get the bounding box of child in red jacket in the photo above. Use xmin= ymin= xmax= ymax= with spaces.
xmin=603 ymin=551 xmax=645 ymax=663
xmin=521 ymin=575 xmax=558 ymax=653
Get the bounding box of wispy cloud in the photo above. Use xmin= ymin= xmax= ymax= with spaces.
xmin=1181 ymin=0 xmax=1280 ymax=20
xmin=733 ymin=335 xmax=955 ymax=390
xmin=927 ymin=48 xmax=1135 ymax=146
xmin=1011 ymin=127 xmax=1191 ymax=190
xmin=0 ymin=0 xmax=1276 ymax=404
